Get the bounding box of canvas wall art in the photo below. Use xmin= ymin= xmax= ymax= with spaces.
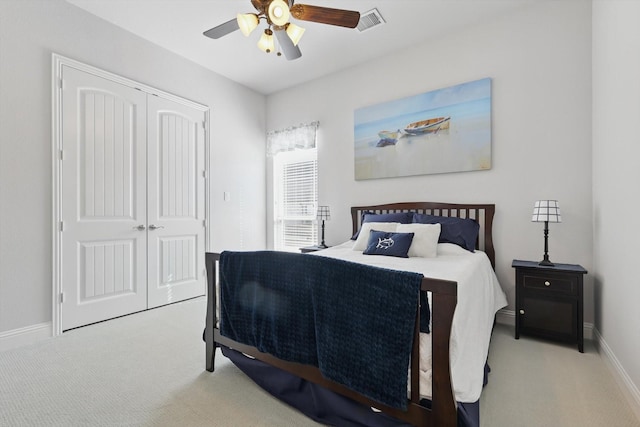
xmin=354 ymin=78 xmax=492 ymax=180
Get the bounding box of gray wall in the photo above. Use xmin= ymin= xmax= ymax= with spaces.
xmin=0 ymin=0 xmax=266 ymax=334
xmin=592 ymin=0 xmax=640 ymax=414
xmin=266 ymin=1 xmax=593 ymax=324
xmin=1 ymin=0 xmax=638 ymax=415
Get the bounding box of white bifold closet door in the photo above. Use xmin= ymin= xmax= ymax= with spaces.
xmin=146 ymin=95 xmax=205 ymax=309
xmin=60 ymin=66 xmax=205 ymax=330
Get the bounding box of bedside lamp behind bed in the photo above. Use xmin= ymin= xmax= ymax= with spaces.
xmin=316 ymin=205 xmax=331 ymax=249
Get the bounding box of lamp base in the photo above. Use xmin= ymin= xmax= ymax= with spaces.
xmin=539 ymin=223 xmax=554 ymax=267
xmin=318 ymin=219 xmax=327 ymax=249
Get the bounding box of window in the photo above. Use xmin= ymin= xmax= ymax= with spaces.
xmin=273 ymin=149 xmax=318 ymax=251
xmin=268 ymin=122 xmax=319 ymax=252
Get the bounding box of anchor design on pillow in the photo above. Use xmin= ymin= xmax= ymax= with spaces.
xmin=376 ymin=237 xmax=395 ymax=250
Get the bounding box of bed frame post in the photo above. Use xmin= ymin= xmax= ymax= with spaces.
xmin=481 ymin=206 xmax=495 ymax=269
xmin=430 ymin=285 xmax=458 ymax=426
xmin=205 ymin=252 xmax=220 ymax=372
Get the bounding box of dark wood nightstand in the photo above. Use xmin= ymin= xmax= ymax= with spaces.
xmin=513 ymin=259 xmax=587 ymax=352
xmin=300 ymin=245 xmax=329 ymax=253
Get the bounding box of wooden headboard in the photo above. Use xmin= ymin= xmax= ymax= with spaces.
xmin=351 ymin=201 xmax=496 ymax=269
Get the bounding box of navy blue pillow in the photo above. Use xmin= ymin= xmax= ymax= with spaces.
xmin=351 ymin=211 xmax=414 ymax=240
xmin=363 ymin=230 xmax=414 ymax=258
xmin=412 ymin=213 xmax=479 ymax=252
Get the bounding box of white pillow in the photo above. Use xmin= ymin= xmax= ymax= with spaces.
xmin=396 ymin=223 xmax=441 ymax=258
xmin=352 ymin=222 xmax=400 ymax=251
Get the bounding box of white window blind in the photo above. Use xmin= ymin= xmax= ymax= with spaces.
xmin=269 ymin=122 xmax=319 ymax=252
xmin=273 ymin=149 xmax=318 ymax=251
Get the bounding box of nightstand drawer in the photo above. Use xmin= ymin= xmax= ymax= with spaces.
xmin=522 ymin=274 xmax=576 ymax=295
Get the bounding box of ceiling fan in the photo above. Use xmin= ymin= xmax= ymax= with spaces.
xmin=203 ymin=0 xmax=360 ymax=60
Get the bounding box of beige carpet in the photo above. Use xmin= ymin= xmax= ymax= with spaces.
xmin=483 ymin=323 xmax=640 ymax=426
xmin=0 ymin=297 xmax=638 ymax=427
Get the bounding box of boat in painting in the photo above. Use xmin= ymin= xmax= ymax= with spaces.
xmin=403 ymin=116 xmax=450 ymax=135
xmin=376 ymin=130 xmax=402 ymax=147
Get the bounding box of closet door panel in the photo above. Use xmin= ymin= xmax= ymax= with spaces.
xmin=147 ymin=96 xmax=206 ymax=308
xmin=60 ymin=66 xmax=148 ymax=330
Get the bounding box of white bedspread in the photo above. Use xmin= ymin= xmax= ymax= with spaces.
xmin=310 ymin=240 xmax=507 ymax=403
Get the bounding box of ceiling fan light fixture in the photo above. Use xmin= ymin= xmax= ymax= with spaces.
xmin=203 ymin=1 xmax=362 ymax=60
xmin=237 ymin=13 xmax=259 ymax=37
xmin=268 ymin=0 xmax=290 ymax=26
xmin=257 ymin=28 xmax=275 ymax=53
xmin=286 ymin=22 xmax=305 ymax=46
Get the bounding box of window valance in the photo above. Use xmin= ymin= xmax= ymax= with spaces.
xmin=267 ymin=121 xmax=319 ymax=157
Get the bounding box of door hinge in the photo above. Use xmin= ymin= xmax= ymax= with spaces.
xmin=60 ymin=292 xmax=65 ymax=303
xmin=60 ymin=221 xmax=64 ymax=232
xmin=202 ymin=120 xmax=206 ymax=129
xmin=202 ymin=219 xmax=207 ymax=227
xmin=59 ymin=78 xmax=64 ymax=90
xmin=202 ymin=170 xmax=207 ymax=178
xmin=59 ymin=149 xmax=64 ymax=160
xmin=203 ymin=269 xmax=206 ymax=277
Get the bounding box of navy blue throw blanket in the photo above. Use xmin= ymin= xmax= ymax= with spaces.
xmin=219 ymin=250 xmax=424 ymax=410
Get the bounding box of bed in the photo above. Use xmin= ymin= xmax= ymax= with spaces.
xmin=204 ymin=201 xmax=507 ymax=427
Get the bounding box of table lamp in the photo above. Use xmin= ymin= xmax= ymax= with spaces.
xmin=316 ymin=206 xmax=331 ymax=248
xmin=531 ymin=200 xmax=562 ymax=266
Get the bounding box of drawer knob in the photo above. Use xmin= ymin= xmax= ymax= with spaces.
xmin=519 ymin=309 xmax=525 ymax=315
xmin=544 ymin=281 xmax=551 ymax=286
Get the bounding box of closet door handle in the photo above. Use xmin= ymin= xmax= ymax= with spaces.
xmin=134 ymin=224 xmax=146 ymax=231
xmin=149 ymin=224 xmax=164 ymax=230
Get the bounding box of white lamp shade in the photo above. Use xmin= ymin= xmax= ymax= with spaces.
xmin=236 ymin=13 xmax=258 ymax=37
xmin=316 ymin=206 xmax=331 ymax=221
xmin=268 ymin=0 xmax=290 ymax=26
xmin=257 ymin=30 xmax=275 ymax=53
xmin=286 ymin=23 xmax=305 ymax=45
xmin=532 ymin=200 xmax=562 ymax=223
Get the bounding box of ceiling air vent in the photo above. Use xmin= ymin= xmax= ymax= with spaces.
xmin=357 ymin=8 xmax=385 ymax=32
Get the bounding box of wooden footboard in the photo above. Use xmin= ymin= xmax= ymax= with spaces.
xmin=204 ymin=251 xmax=458 ymax=427
xmin=205 ymin=201 xmax=495 ymax=426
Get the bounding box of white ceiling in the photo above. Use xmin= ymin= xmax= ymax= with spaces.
xmin=65 ymin=0 xmax=539 ymax=95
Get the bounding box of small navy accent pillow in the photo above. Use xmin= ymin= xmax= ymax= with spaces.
xmin=412 ymin=213 xmax=479 ymax=252
xmin=363 ymin=230 xmax=414 ymax=258
xmin=351 ymin=211 xmax=414 ymax=240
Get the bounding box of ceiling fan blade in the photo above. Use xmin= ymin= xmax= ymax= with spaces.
xmin=203 ymin=18 xmax=239 ymax=39
xmin=290 ymin=4 xmax=360 ymax=28
xmin=274 ymin=29 xmax=302 ymax=60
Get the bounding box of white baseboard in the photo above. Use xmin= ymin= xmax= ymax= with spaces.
xmin=495 ymin=308 xmax=594 ymax=340
xmin=495 ymin=308 xmax=515 ymax=326
xmin=594 ymin=328 xmax=640 ymax=421
xmin=0 ymin=322 xmax=52 ymax=352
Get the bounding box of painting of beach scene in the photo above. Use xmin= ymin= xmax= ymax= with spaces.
xmin=354 ymin=78 xmax=492 ymax=180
